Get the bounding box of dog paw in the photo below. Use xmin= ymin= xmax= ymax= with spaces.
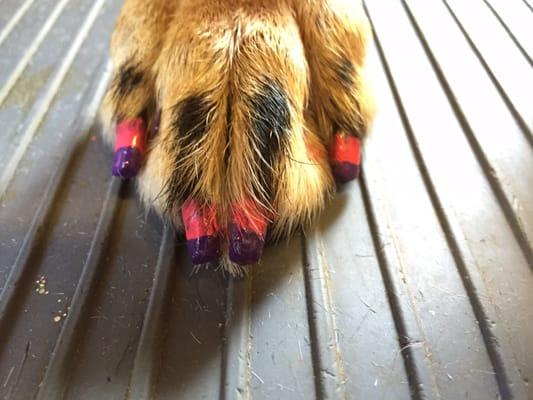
xmin=101 ymin=0 xmax=375 ymax=274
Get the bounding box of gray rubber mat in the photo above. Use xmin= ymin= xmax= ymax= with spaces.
xmin=0 ymin=0 xmax=531 ymax=399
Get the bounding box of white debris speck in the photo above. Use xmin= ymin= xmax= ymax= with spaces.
xmin=35 ymin=276 xmax=49 ymax=295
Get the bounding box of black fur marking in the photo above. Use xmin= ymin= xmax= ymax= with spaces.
xmin=171 ymin=95 xmax=211 ymax=150
xmin=332 ymin=58 xmax=365 ymax=136
xmin=247 ymin=78 xmax=291 ymax=199
xmin=335 ymin=57 xmax=355 ymax=88
xmin=163 ymin=95 xmax=212 ymax=211
xmin=113 ymin=62 xmax=144 ymax=98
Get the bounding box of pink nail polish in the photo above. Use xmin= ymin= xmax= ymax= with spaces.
xmin=229 ymin=200 xmax=268 ymax=265
xmin=329 ymin=132 xmax=361 ymax=183
xmin=181 ymin=199 xmax=221 ymax=264
xmin=112 ymin=118 xmax=147 ymax=179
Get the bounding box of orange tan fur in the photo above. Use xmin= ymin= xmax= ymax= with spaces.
xmin=100 ymin=0 xmax=175 ymax=141
xmin=292 ymin=0 xmax=375 ymax=141
xmin=100 ymin=0 xmax=375 ymax=275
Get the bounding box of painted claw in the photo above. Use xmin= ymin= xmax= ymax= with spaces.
xmin=329 ymin=132 xmax=361 ymax=183
xmin=181 ymin=199 xmax=221 ymax=264
xmin=112 ymin=118 xmax=147 ymax=179
xmin=112 ymin=147 xmax=143 ymax=179
xmin=229 ymin=201 xmax=268 ymax=266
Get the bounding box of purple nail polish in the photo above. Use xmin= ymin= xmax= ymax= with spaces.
xmin=332 ymin=162 xmax=360 ymax=184
xmin=229 ymin=224 xmax=265 ymax=265
xmin=181 ymin=199 xmax=221 ymax=264
xmin=186 ymin=235 xmax=221 ymax=264
xmin=112 ymin=147 xmax=143 ymax=179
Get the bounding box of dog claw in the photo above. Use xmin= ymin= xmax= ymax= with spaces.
xmin=181 ymin=199 xmax=221 ymax=264
xmin=112 ymin=118 xmax=147 ymax=179
xmin=329 ymin=132 xmax=361 ymax=183
xmin=229 ymin=201 xmax=268 ymax=265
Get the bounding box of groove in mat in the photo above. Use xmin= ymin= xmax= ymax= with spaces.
xmin=481 ymin=0 xmax=533 ymax=66
xmin=0 ymin=0 xmax=71 ymax=107
xmin=36 ymin=177 xmax=123 ymax=400
xmin=440 ymin=0 xmax=533 ymax=146
xmin=220 ymin=277 xmax=253 ymax=400
xmin=301 ymin=229 xmax=347 ymax=400
xmin=126 ymin=225 xmax=176 ymax=400
xmin=0 ymin=59 xmax=111 ymax=329
xmin=0 ymin=0 xmax=36 ymax=48
xmin=400 ymin=0 xmax=533 ymax=270
xmin=367 ymin=3 xmax=523 ymax=397
xmin=0 ymin=0 xmax=107 ymax=199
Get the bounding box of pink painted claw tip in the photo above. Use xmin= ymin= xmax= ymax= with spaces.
xmin=330 ymin=132 xmax=361 ymax=183
xmin=112 ymin=118 xmax=147 ymax=179
xmin=228 ymin=201 xmax=269 ymax=266
xmin=181 ymin=199 xmax=221 ymax=264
